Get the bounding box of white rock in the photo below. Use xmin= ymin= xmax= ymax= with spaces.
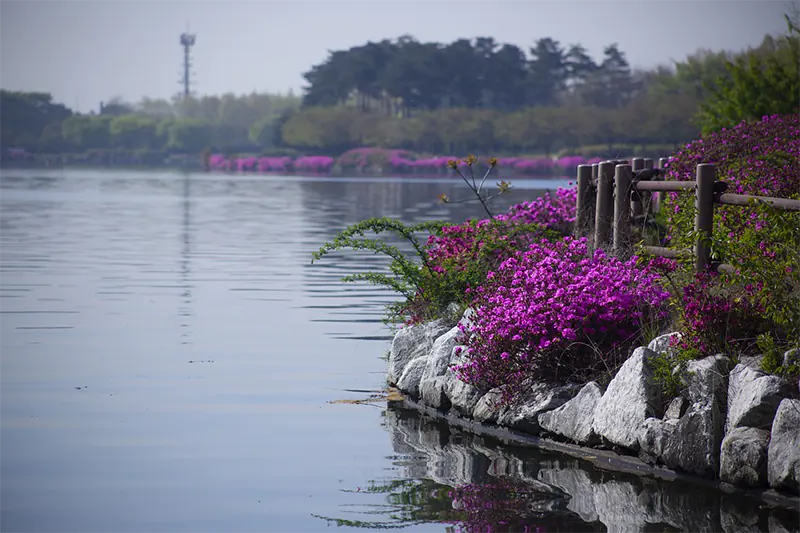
xmin=592 ymin=347 xmax=660 ymax=450
xmin=538 ymin=382 xmax=603 ymax=444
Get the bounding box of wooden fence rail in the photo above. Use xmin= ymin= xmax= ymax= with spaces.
xmin=575 ymin=161 xmax=800 ymax=273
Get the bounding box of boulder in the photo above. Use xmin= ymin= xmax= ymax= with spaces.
xmin=496 ymin=382 xmax=581 ymax=433
xmin=421 ymin=326 xmax=463 ymax=381
xmin=443 ymin=375 xmax=482 ymax=416
xmin=738 ymin=355 xmax=764 ymax=371
xmin=767 ymin=398 xmax=800 ymax=495
xmin=662 ymin=401 xmax=724 ymax=478
xmin=538 ymin=381 xmax=603 ymax=444
xmin=388 ymin=319 xmax=450 ymax=384
xmin=727 ymin=364 xmax=792 ymax=433
xmin=782 ymin=347 xmax=799 ymax=368
xmin=592 ymin=347 xmax=661 ymax=450
xmin=664 ymin=396 xmax=688 ymax=421
xmin=719 ymin=427 xmax=770 ymax=487
xmin=647 ymin=332 xmax=682 ymax=356
xmin=638 ymin=417 xmax=676 ymax=463
xmin=419 ymin=376 xmax=450 ymax=410
xmin=473 ymin=388 xmax=504 ymax=423
xmin=685 ymin=354 xmax=734 ymax=407
xmin=396 ymin=356 xmax=428 ymax=399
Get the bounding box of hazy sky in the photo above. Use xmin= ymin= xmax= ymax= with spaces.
xmin=0 ymin=0 xmax=793 ymax=112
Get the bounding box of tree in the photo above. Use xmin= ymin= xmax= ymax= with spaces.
xmin=0 ymin=91 xmax=72 ymax=150
xmin=526 ymin=38 xmax=568 ymax=106
xmin=697 ymin=14 xmax=800 ymax=133
xmin=162 ymin=119 xmax=213 ymax=152
xmin=109 ymin=115 xmax=160 ymax=149
xmin=61 ymin=115 xmax=112 ymax=149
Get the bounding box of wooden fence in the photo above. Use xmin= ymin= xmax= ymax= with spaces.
xmin=574 ymin=158 xmax=800 ymax=273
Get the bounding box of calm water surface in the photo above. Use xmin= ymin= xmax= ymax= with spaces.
xmin=1 ymin=169 xmax=797 ymax=533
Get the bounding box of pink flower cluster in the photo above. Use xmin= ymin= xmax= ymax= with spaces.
xmin=503 ymin=156 xmax=603 ymax=175
xmin=678 ymin=272 xmax=765 ymax=354
xmin=453 ymin=236 xmax=671 ymax=390
xmin=294 ymin=155 xmax=334 ymax=172
xmin=495 ymin=187 xmax=577 ymax=232
xmin=664 ymin=113 xmax=800 ymax=225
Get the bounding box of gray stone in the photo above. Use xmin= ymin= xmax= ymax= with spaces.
xmin=727 ymin=364 xmax=792 ymax=433
xmin=638 ymin=417 xmax=677 ymax=462
xmin=686 ymin=354 xmax=734 ymax=407
xmin=421 ymin=326 xmax=463 ymax=381
xmin=647 ymin=332 xmax=682 ymax=356
xmin=662 ymin=401 xmax=724 ymax=478
xmin=784 ymin=347 xmax=799 ymax=368
xmin=396 ymin=355 xmax=428 ymax=399
xmin=539 ymin=381 xmax=603 ymax=444
xmin=592 ymin=347 xmax=661 ymax=450
xmin=441 ymin=302 xmax=464 ymax=327
xmin=719 ymin=427 xmax=770 ymax=487
xmin=443 ymin=375 xmax=482 ymax=416
xmin=420 ymin=376 xmax=450 ymax=410
xmin=387 ymin=319 xmax=450 ymax=384
xmin=738 ymin=354 xmax=764 ymax=371
xmin=496 ymin=382 xmax=581 ymax=433
xmin=768 ymin=398 xmax=800 ymax=495
xmin=473 ymin=388 xmax=504 ymax=423
xmin=665 ymin=396 xmax=688 ymax=421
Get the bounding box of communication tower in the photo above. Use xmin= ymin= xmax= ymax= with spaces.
xmin=179 ymin=32 xmax=196 ymax=97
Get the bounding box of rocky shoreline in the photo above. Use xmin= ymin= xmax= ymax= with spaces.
xmin=387 ymin=307 xmax=800 ymax=506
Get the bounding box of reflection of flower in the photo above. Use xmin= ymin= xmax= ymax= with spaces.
xmin=449 ymin=477 xmax=564 ymax=533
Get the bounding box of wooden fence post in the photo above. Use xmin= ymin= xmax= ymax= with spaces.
xmin=642 ymin=158 xmax=654 ymax=213
xmin=594 ymin=161 xmax=615 ymax=250
xmin=613 ymin=164 xmax=633 ymax=257
xmin=576 ymin=164 xmax=594 ymax=237
xmin=631 ymin=158 xmax=645 ymax=218
xmin=653 ymin=157 xmax=669 ymax=214
xmin=695 ymin=163 xmax=716 ymax=272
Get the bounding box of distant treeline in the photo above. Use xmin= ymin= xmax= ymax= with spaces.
xmin=1 ymin=17 xmax=797 ymax=160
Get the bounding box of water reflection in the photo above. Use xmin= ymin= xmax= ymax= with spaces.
xmin=316 ymin=406 xmax=800 ymax=532
xmin=179 ymin=172 xmax=194 ymax=345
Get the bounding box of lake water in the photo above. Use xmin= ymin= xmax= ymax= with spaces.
xmin=1 ymin=169 xmax=797 ymax=533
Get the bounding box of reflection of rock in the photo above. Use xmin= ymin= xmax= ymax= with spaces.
xmin=384 ymin=406 xmax=796 ymax=533
xmin=538 ymin=466 xmax=599 ymax=523
xmin=719 ymin=496 xmax=762 ymax=533
xmin=593 ymin=347 xmax=660 ymax=450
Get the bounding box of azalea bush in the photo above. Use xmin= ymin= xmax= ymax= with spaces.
xmin=453 ymin=236 xmax=672 ymax=396
xmin=661 ymin=112 xmax=800 ymax=369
